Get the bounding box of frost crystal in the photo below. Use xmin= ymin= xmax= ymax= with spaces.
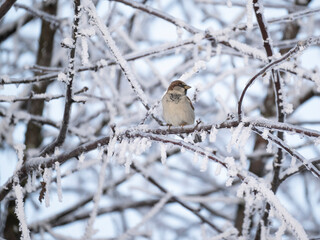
xmin=215 ymin=164 xmax=222 ymax=176
xmin=266 ymin=141 xmax=273 ymax=153
xmin=209 ymin=126 xmax=218 ymax=143
xmin=14 ymin=184 xmax=31 ymax=240
xmin=206 ymin=41 xmax=212 ymax=61
xmin=78 ymin=153 xmax=85 ymax=168
xmin=118 ymin=139 xmax=128 ymax=164
xmin=283 ymin=103 xmax=293 ymax=114
xmin=55 ymin=162 xmax=63 ymax=202
xmin=26 ymin=174 xmax=32 ymax=193
xmin=179 ymin=60 xmax=206 ymax=82
xmin=81 ymin=37 xmax=89 ymax=66
xmin=200 ymin=155 xmax=208 ymax=172
xmin=227 ymin=123 xmax=244 ymax=152
xmin=200 ymin=131 xmax=207 ymax=142
xmin=61 ymin=37 xmax=74 ymax=48
xmin=43 ymin=168 xmax=52 ymax=207
xmin=225 ymin=157 xmax=237 ymax=186
xmin=246 ymin=0 xmax=253 ymax=30
xmin=262 ymin=129 xmax=269 ymax=140
xmin=160 ymin=143 xmax=167 ymax=165
xmin=14 ymin=144 xmax=26 ymax=172
xmin=57 ymin=72 xmax=68 ymax=82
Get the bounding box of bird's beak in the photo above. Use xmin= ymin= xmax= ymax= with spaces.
xmin=184 ymin=85 xmax=191 ymax=89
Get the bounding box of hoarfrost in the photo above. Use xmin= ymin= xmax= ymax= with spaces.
xmin=81 ymin=37 xmax=90 ymax=66
xmin=225 ymin=157 xmax=237 ymax=186
xmin=206 ymin=41 xmax=212 ymax=61
xmin=14 ymin=184 xmax=31 ymax=240
xmin=179 ymin=60 xmax=206 ymax=82
xmin=77 ymin=153 xmax=86 ymax=169
xmin=160 ymin=143 xmax=167 ymax=165
xmin=82 ymin=147 xmax=109 ymax=239
xmin=43 ymin=168 xmax=52 ymax=207
xmin=246 ymin=0 xmax=253 ymax=30
xmin=55 ymin=162 xmax=63 ymax=202
xmin=118 ymin=139 xmax=128 ymax=164
xmin=200 ymin=155 xmax=208 ymax=172
xmin=200 ymin=131 xmax=207 ymax=142
xmin=215 ymin=164 xmax=222 ymax=176
xmin=57 ymin=72 xmax=68 ymax=83
xmin=61 ymin=37 xmax=74 ymax=48
xmin=14 ymin=144 xmax=26 ymax=173
xmin=262 ymin=129 xmax=269 ymax=140
xmin=283 ymin=103 xmax=293 ymax=114
xmin=266 ymin=141 xmax=273 ymax=153
xmin=209 ymin=126 xmax=218 ymax=142
xmin=26 ymin=174 xmax=32 ymax=193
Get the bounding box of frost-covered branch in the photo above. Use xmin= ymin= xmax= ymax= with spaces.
xmin=110 ymin=0 xmax=200 ymax=34
xmin=14 ymin=3 xmax=62 ymax=28
xmin=0 ymin=86 xmax=88 ymax=103
xmin=253 ymin=127 xmax=320 ymax=178
xmin=238 ymin=37 xmax=320 ymax=120
xmin=40 ymin=0 xmax=81 ymax=157
xmin=1 ymin=118 xmax=319 ymax=201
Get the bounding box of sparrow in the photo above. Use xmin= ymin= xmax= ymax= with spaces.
xmin=162 ymin=80 xmax=195 ymax=127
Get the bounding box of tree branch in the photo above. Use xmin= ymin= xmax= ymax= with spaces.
xmin=39 ymin=0 xmax=81 ymax=157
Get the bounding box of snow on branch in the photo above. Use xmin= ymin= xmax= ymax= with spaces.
xmin=1 ymin=118 xmax=320 ymax=201
xmin=40 ymin=0 xmax=81 ymax=157
xmin=14 ymin=3 xmax=62 ymax=28
xmin=14 ymin=183 xmax=31 ymax=240
xmin=237 ymin=36 xmax=320 ymax=121
xmin=83 ymin=1 xmax=150 ymax=111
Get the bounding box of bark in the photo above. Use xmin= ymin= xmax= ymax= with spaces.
xmin=3 ymin=1 xmax=58 ymax=239
xmin=25 ymin=1 xmax=58 ymax=149
xmin=234 ymin=0 xmax=313 ymax=236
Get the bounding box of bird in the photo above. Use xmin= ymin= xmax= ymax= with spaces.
xmin=162 ymin=80 xmax=195 ymax=127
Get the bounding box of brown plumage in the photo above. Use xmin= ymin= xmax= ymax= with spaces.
xmin=161 ymin=80 xmax=195 ymax=126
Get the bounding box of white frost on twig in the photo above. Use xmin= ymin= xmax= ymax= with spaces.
xmin=14 ymin=184 xmax=31 ymax=240
xmin=160 ymin=142 xmax=167 ymax=165
xmin=200 ymin=155 xmax=208 ymax=172
xmin=43 ymin=168 xmax=52 ymax=207
xmin=179 ymin=60 xmax=206 ymax=82
xmin=82 ymin=147 xmax=108 ymax=239
xmin=55 ymin=161 xmax=63 ymax=202
xmin=83 ymin=0 xmax=149 ymax=109
xmin=209 ymin=126 xmax=218 ymax=142
xmin=14 ymin=143 xmax=26 ymax=173
xmin=61 ymin=37 xmax=74 ymax=49
xmin=246 ymin=0 xmax=253 ymax=30
xmin=118 ymin=193 xmax=172 ymax=240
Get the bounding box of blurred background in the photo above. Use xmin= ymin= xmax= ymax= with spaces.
xmin=0 ymin=0 xmax=320 ymax=239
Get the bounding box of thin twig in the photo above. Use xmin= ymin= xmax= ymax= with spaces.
xmin=131 ymin=163 xmax=222 ymax=233
xmin=237 ymin=37 xmax=319 ymax=120
xmin=14 ymin=3 xmax=62 ymax=28
xmin=39 ymin=0 xmax=81 ymax=157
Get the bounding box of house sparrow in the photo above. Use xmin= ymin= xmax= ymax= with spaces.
xmin=162 ymin=80 xmax=195 ymax=126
